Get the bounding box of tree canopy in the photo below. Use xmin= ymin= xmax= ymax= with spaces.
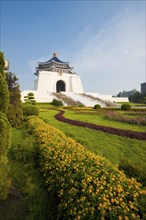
xmin=0 ymin=52 xmax=9 ymax=113
xmin=5 ymin=72 xmax=23 ymax=127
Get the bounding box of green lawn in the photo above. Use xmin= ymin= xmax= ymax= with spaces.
xmin=1 ymin=107 xmax=145 ymax=219
xmin=40 ymin=109 xmax=146 ymax=185
xmin=0 ymin=128 xmax=27 ymax=220
xmin=63 ymin=110 xmax=146 ymax=132
xmin=0 ymin=126 xmax=53 ymax=220
xmin=118 ymin=102 xmax=146 ymax=107
xmin=36 ymin=102 xmax=54 ymax=108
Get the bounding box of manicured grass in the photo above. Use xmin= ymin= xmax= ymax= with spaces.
xmin=40 ymin=109 xmax=146 ymax=185
xmin=118 ymin=102 xmax=146 ymax=107
xmin=35 ymin=102 xmax=53 ymax=108
xmin=0 ymin=126 xmax=52 ymax=220
xmin=0 ymin=128 xmax=27 ymax=220
xmin=64 ymin=110 xmax=146 ymax=132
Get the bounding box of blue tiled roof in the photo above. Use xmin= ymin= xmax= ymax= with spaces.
xmin=47 ymin=56 xmax=66 ymax=63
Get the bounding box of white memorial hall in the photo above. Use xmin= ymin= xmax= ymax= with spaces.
xmin=21 ymin=53 xmax=128 ymax=106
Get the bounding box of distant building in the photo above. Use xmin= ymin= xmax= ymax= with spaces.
xmin=141 ymin=82 xmax=146 ymax=94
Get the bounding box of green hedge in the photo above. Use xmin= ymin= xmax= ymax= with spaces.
xmin=0 ymin=74 xmax=9 ymax=113
xmin=0 ymin=112 xmax=11 ymax=199
xmin=93 ymin=104 xmax=101 ymax=109
xmin=7 ymin=104 xmax=23 ymax=127
xmin=23 ymin=105 xmax=39 ymax=116
xmin=28 ymin=116 xmax=146 ymax=219
xmin=52 ymin=99 xmax=63 ymax=106
xmin=121 ymin=104 xmax=131 ymax=111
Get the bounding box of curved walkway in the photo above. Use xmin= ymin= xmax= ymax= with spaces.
xmin=55 ymin=110 xmax=146 ymax=141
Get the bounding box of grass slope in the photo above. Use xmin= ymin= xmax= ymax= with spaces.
xmin=0 ymin=126 xmax=52 ymax=220
xmin=64 ymin=110 xmax=146 ymax=132
xmin=40 ymin=109 xmax=146 ymax=185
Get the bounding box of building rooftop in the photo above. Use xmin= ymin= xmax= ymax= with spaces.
xmin=38 ymin=52 xmax=68 ymax=65
xmin=35 ymin=52 xmax=74 ymax=75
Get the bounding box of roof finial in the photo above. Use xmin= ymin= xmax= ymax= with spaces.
xmin=53 ymin=52 xmax=57 ymax=58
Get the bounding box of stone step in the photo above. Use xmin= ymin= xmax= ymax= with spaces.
xmin=53 ymin=93 xmax=82 ymax=106
xmin=83 ymin=93 xmax=118 ymax=107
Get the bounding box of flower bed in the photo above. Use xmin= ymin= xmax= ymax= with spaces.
xmin=55 ymin=110 xmax=146 ymax=141
xmin=28 ymin=116 xmax=146 ymax=219
xmin=105 ymin=111 xmax=146 ymax=126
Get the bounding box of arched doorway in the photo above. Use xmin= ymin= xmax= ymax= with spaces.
xmin=56 ymin=80 xmax=65 ymax=92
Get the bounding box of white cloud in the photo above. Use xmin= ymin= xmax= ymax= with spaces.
xmin=71 ymin=9 xmax=145 ymax=95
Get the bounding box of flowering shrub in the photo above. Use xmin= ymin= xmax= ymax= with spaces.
xmin=55 ymin=111 xmax=146 ymax=140
xmin=28 ymin=116 xmax=146 ymax=219
xmin=105 ymin=111 xmax=146 ymax=126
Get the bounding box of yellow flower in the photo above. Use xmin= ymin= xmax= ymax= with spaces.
xmin=111 ymin=198 xmax=115 ymax=203
xmin=99 ymin=203 xmax=103 ymax=208
xmin=131 ymin=213 xmax=136 ymax=218
xmin=118 ymin=216 xmax=123 ymax=220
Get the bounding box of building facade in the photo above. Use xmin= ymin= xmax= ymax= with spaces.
xmin=21 ymin=53 xmax=129 ymax=105
xmin=141 ymin=82 xmax=146 ymax=94
xmin=33 ymin=53 xmax=84 ymax=94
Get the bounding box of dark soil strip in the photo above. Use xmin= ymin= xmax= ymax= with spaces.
xmin=55 ymin=110 xmax=146 ymax=141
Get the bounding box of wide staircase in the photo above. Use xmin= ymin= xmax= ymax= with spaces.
xmin=53 ymin=93 xmax=82 ymax=106
xmin=82 ymin=93 xmax=119 ymax=107
xmin=61 ymin=92 xmax=106 ymax=107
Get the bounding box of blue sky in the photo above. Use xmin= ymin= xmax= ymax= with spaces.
xmin=0 ymin=0 xmax=145 ymax=95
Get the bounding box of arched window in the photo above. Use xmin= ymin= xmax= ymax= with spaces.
xmin=56 ymin=80 xmax=65 ymax=92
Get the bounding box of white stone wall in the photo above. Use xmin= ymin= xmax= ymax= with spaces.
xmin=71 ymin=75 xmax=84 ymax=93
xmin=87 ymin=92 xmax=129 ymax=103
xmin=21 ymin=70 xmax=84 ymax=103
xmin=21 ymin=90 xmax=54 ymax=103
xmin=33 ymin=79 xmax=38 ymax=90
xmin=34 ymin=71 xmax=84 ymax=93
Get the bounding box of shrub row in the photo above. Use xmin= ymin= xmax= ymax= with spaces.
xmin=0 ymin=73 xmax=9 ymax=113
xmin=23 ymin=104 xmax=39 ymax=116
xmin=0 ymin=112 xmax=11 ymax=199
xmin=28 ymin=116 xmax=146 ymax=219
xmin=93 ymin=104 xmax=101 ymax=109
xmin=105 ymin=111 xmax=146 ymax=126
xmin=121 ymin=104 xmax=131 ymax=111
xmin=55 ymin=110 xmax=146 ymax=141
xmin=52 ymin=99 xmax=63 ymax=106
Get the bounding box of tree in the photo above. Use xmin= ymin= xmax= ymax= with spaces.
xmin=0 ymin=52 xmax=9 ymax=113
xmin=5 ymin=71 xmax=18 ymax=91
xmin=0 ymin=51 xmax=11 ymax=199
xmin=143 ymin=96 xmax=146 ymax=104
xmin=5 ymin=72 xmax=23 ymax=127
xmin=129 ymin=92 xmax=144 ymax=103
xmin=0 ymin=52 xmax=5 ymax=77
xmin=116 ymin=92 xmax=122 ymax=97
xmin=24 ymin=92 xmax=36 ymax=105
